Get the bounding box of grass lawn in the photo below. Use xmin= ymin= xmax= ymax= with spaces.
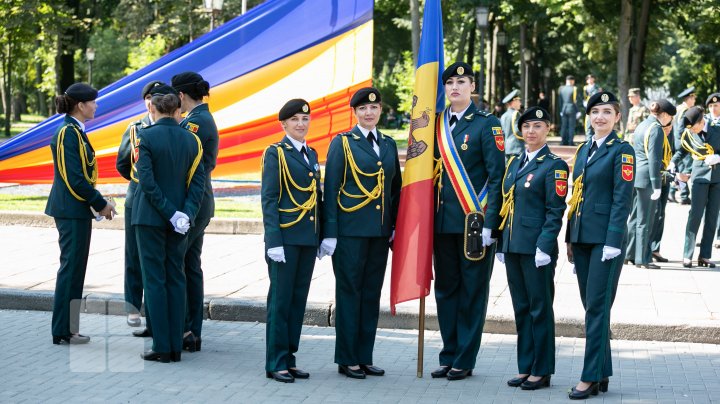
xmin=5 ymin=114 xmax=45 ymax=137
xmin=0 ymin=194 xmax=263 ymax=219
xmin=382 ymin=128 xmax=409 ymax=149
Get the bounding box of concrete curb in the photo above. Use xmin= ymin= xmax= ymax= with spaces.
xmin=0 ymin=211 xmax=263 ymax=234
xmin=2 ymin=287 xmax=718 ymax=344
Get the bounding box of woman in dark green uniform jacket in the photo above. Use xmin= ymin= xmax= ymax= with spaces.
xmin=671 ymin=100 xmax=720 ymax=268
xmin=261 ymin=99 xmax=322 ymax=383
xmin=323 ymin=87 xmax=402 ymax=379
xmin=498 ymin=107 xmax=568 ymax=390
xmin=46 ymin=83 xmax=115 ymax=345
xmin=133 ymin=85 xmax=205 ymax=363
xmin=566 ymin=92 xmax=635 ymax=399
xmin=171 ymin=72 xmax=219 ymax=352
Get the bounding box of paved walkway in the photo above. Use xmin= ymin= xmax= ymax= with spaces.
xmin=2 ymin=309 xmax=720 ymax=403
xmin=0 ymin=200 xmax=719 ymax=343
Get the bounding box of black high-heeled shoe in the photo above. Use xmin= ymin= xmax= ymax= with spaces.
xmin=52 ymin=334 xmax=90 ymax=345
xmin=520 ymin=375 xmax=551 ymax=390
xmin=507 ymin=374 xmax=529 ymax=387
xmin=568 ymin=382 xmax=599 ymax=400
xmin=599 ymin=377 xmax=609 ymax=393
xmin=683 ymin=259 xmax=693 ymax=268
xmin=171 ymin=351 xmax=182 ymax=362
xmin=698 ymin=258 xmax=716 ymax=268
xmin=183 ymin=333 xmax=199 ymax=352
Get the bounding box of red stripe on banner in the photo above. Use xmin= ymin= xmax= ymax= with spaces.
xmin=390 ymin=178 xmax=434 ymax=314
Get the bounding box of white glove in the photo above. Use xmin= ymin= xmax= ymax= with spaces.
xmin=667 ymin=161 xmax=676 ymax=172
xmin=267 ymin=246 xmax=286 ymax=263
xmin=320 ymin=238 xmax=337 ymax=256
xmin=535 ymin=248 xmax=551 ymax=268
xmin=575 ymin=112 xmax=582 ymax=120
xmin=170 ymin=211 xmax=190 ymax=234
xmin=650 ymin=189 xmax=662 ymax=201
xmin=496 ymin=252 xmax=505 ymax=264
xmin=705 ymin=154 xmax=720 ymax=166
xmin=481 ymin=228 xmax=496 ymax=247
xmin=601 ymin=245 xmax=622 ymax=262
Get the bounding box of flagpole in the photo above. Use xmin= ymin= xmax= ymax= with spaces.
xmin=417 ymin=296 xmax=425 ymax=377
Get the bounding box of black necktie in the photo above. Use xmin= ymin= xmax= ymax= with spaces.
xmin=449 ymin=115 xmax=458 ymax=127
xmin=520 ymin=155 xmax=529 ymax=170
xmin=300 ymin=145 xmax=309 ymax=162
xmin=587 ymin=142 xmax=598 ymax=161
xmin=367 ymin=131 xmax=376 ymax=147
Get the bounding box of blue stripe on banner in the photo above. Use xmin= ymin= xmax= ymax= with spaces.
xmin=416 ymin=0 xmax=444 ymax=113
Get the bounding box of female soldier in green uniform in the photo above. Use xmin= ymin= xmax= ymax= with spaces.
xmin=671 ymin=101 xmax=720 ymax=268
xmin=171 ymin=72 xmax=219 ymax=352
xmin=261 ymin=99 xmax=322 ymax=383
xmin=566 ymin=92 xmax=635 ymax=399
xmin=116 ymin=80 xmax=164 ymax=331
xmin=47 ymin=83 xmax=115 ymax=345
xmin=323 ymin=87 xmax=402 ymax=379
xmin=133 ymin=85 xmax=206 ymax=363
xmin=625 ymin=100 xmax=675 ymax=269
xmin=498 ymin=107 xmax=567 ymax=390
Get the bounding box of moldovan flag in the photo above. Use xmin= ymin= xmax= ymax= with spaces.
xmin=390 ymin=0 xmax=444 ymax=315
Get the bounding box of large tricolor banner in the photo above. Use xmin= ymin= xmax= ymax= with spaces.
xmin=390 ymin=0 xmax=444 ymax=314
xmin=0 ymin=0 xmax=373 ymax=183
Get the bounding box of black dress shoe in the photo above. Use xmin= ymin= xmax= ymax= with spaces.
xmin=431 ymin=366 xmax=450 ymax=378
xmin=520 ymin=375 xmax=551 ymax=390
xmin=182 ymin=333 xmax=198 ymax=352
xmin=568 ymin=382 xmax=599 ymax=400
xmin=446 ymin=368 xmax=472 ymax=381
xmin=359 ymin=364 xmax=385 ymax=376
xmin=338 ymin=365 xmax=366 ymax=379
xmin=698 ymin=258 xmax=716 ymax=268
xmin=681 ymin=198 xmax=691 ymax=205
xmin=506 ymin=375 xmax=529 ymax=387
xmin=623 ymin=259 xmax=635 ymax=265
xmin=599 ymin=377 xmax=609 ymax=393
xmin=266 ymin=371 xmax=294 ymax=383
xmin=636 ymin=263 xmax=660 ymax=269
xmin=288 ymin=368 xmax=309 ymax=379
xmin=171 ymin=351 xmax=181 ymax=362
xmin=652 ymin=252 xmax=669 ymax=263
xmin=141 ymin=350 xmax=171 ymax=363
xmin=132 ymin=328 xmax=152 ymax=337
xmin=683 ymin=259 xmax=693 ymax=268
xmin=52 ymin=334 xmax=90 ymax=345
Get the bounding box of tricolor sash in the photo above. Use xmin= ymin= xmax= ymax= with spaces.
xmin=437 ymin=107 xmax=489 ymax=215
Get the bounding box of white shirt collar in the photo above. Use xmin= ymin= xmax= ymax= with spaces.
xmin=356 ymin=124 xmax=378 ymax=139
xmin=69 ymin=116 xmax=85 ymax=132
xmin=285 ymin=135 xmax=307 ymax=154
xmin=450 ymin=105 xmax=470 ymax=120
xmin=523 ymin=144 xmax=547 ymax=162
xmin=591 ymin=133 xmax=611 ymax=148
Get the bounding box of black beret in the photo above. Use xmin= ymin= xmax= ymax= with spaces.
xmin=683 ymin=106 xmax=704 ymax=128
xmin=350 ymin=87 xmax=381 ymax=108
xmin=278 ymin=98 xmax=311 ymax=121
xmin=705 ymin=93 xmax=720 ymax=107
xmin=502 ymin=89 xmax=520 ymax=104
xmin=65 ymin=83 xmax=98 ymax=102
xmin=585 ymin=91 xmax=619 ymax=114
xmin=171 ymin=71 xmax=204 ymax=92
xmin=653 ymin=99 xmax=676 ymax=116
xmin=442 ymin=62 xmax=474 ymax=83
xmin=517 ymin=107 xmax=551 ymax=130
xmin=141 ymin=80 xmax=165 ymax=99
xmin=677 ymin=87 xmax=696 ymax=99
xmin=149 ymin=84 xmax=178 ymax=97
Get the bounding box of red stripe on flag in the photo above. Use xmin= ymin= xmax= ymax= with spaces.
xmin=390 ymin=178 xmax=434 ymax=314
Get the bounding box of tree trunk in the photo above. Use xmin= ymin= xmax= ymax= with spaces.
xmin=410 ymin=0 xmax=420 ymax=66
xmin=630 ymin=0 xmax=651 ymax=88
xmin=617 ymin=0 xmax=633 ymax=127
xmin=56 ymin=0 xmax=80 ymax=93
xmin=466 ymin=24 xmax=476 ymax=66
xmin=35 ymin=34 xmax=48 ymax=116
xmin=455 ymin=19 xmax=471 ymax=63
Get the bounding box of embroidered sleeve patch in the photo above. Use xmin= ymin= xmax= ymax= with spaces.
xmin=556 ymin=180 xmax=568 ymax=197
xmin=492 ymin=127 xmax=505 ymax=151
xmin=186 ymin=122 xmax=199 ymax=133
xmin=621 ymin=164 xmax=634 ymax=181
xmin=555 ymin=170 xmax=568 ymax=179
xmin=622 ymin=154 xmax=633 ymax=164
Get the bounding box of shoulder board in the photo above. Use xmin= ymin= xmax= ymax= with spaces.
xmin=339 ymin=131 xmax=354 ymax=137
xmin=547 ymin=153 xmax=560 ymax=160
xmin=475 ymin=110 xmax=491 ymax=117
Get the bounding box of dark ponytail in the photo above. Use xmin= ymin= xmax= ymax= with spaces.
xmin=151 ymin=93 xmax=181 ymax=114
xmin=55 ymin=94 xmax=79 ymax=114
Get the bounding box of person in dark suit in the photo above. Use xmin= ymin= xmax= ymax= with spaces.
xmin=558 ymin=75 xmax=581 ymax=146
xmin=171 ymin=72 xmax=219 ymax=353
xmin=671 ymin=101 xmax=720 ymax=268
xmin=132 ymin=85 xmax=206 ymax=363
xmin=116 ymin=80 xmax=164 ymax=332
xmin=261 ymin=99 xmax=322 ymax=383
xmin=625 ymin=100 xmax=676 ymax=269
xmin=323 ymin=87 xmax=402 ymax=379
xmin=565 ymin=92 xmax=635 ymax=399
xmin=430 ymin=62 xmax=505 ymax=381
xmin=498 ymin=107 xmax=568 ymax=390
xmin=46 ymin=83 xmax=115 ymax=345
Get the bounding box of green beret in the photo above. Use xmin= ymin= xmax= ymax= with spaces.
xmin=142 ymin=81 xmax=165 ymax=99
xmin=65 ymin=83 xmax=98 ymax=102
xmin=585 ymin=91 xmax=619 ymax=114
xmin=350 ymin=87 xmax=381 ymax=108
xmin=442 ymin=62 xmax=473 ymax=83
xmin=517 ymin=107 xmax=551 ymax=131
xmin=279 ymin=98 xmax=310 ymax=121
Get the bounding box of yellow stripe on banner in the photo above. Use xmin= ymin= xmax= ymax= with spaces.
xmin=403 ymin=62 xmax=438 ymax=186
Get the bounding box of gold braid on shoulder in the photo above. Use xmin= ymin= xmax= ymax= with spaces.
xmin=643 ymin=122 xmax=672 ymax=168
xmin=433 ymin=156 xmax=443 ymax=210
xmin=186 ymin=134 xmax=204 ymax=189
xmin=681 ymin=128 xmax=715 ymax=160
xmin=566 ymin=143 xmax=585 ymax=219
xmin=57 ymin=124 xmax=98 ymax=201
xmin=338 ymin=136 xmax=384 ymax=224
xmin=262 ymin=145 xmax=318 ymax=230
xmin=498 ymin=155 xmax=517 ymax=238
